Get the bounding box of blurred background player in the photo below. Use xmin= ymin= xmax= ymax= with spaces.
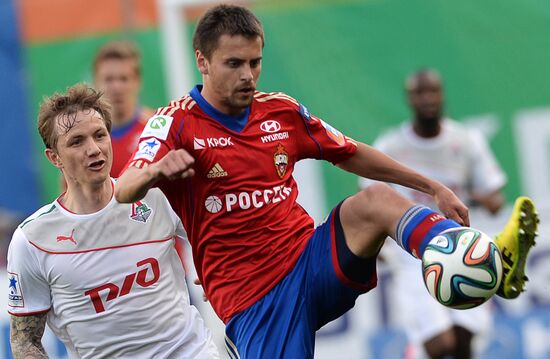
xmin=7 ymin=84 xmax=219 ymax=358
xmin=93 ymin=40 xmax=210 ymax=344
xmin=93 ymin=40 xmax=154 ymax=177
xmin=93 ymin=40 xmax=188 ymax=265
xmin=360 ymin=68 xmax=507 ymax=359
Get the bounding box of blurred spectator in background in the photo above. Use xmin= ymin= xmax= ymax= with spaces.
xmin=93 ymin=40 xmax=190 ymax=265
xmin=93 ymin=40 xmax=154 ymax=177
xmin=360 ymin=68 xmax=507 ymax=359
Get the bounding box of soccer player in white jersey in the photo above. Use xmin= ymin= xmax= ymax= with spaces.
xmin=7 ymin=84 xmax=219 ymax=359
xmin=360 ymin=69 xmax=507 ymax=359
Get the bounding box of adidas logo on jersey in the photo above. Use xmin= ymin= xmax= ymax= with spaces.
xmin=207 ymin=163 xmax=228 ymax=178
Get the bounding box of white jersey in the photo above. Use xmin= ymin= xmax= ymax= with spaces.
xmin=361 ymin=119 xmax=506 ymax=208
xmin=7 ymin=184 xmax=219 ymax=359
xmin=359 ymin=119 xmax=505 ymax=346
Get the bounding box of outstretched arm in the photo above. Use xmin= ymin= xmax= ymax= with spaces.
xmin=338 ymin=142 xmax=469 ymax=225
xmin=10 ymin=313 xmax=48 ymax=359
xmin=115 ymin=149 xmax=195 ymax=203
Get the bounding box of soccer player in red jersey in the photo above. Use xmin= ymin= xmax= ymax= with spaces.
xmin=115 ymin=5 xmax=538 ymax=358
xmin=93 ymin=41 xmax=154 ymax=178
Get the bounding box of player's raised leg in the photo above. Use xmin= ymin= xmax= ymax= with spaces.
xmin=339 ymin=182 xmax=462 ymax=260
xmin=495 ymin=196 xmax=539 ymax=299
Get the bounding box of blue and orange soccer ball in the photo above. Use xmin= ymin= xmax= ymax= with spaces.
xmin=422 ymin=227 xmax=503 ymax=309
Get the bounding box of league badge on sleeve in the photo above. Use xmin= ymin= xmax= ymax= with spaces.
xmin=133 ymin=138 xmax=161 ymax=162
xmin=141 ymin=115 xmax=173 ymax=140
xmin=299 ymin=104 xmax=311 ymax=121
xmin=274 ymin=143 xmax=289 ymax=178
xmin=8 ymin=272 xmax=24 ymax=307
xmin=320 ymin=119 xmax=346 ymax=146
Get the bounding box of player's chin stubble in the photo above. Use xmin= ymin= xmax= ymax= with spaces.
xmin=228 ymin=94 xmax=253 ymax=113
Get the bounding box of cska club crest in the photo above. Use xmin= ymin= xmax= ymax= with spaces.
xmin=130 ymin=201 xmax=152 ymax=223
xmin=274 ymin=143 xmax=289 ymax=178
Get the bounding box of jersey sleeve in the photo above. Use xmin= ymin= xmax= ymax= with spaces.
xmin=468 ymin=129 xmax=507 ymax=194
xmin=294 ymin=104 xmax=357 ymax=164
xmin=7 ymin=228 xmax=51 ymax=315
xmin=126 ymin=108 xmax=184 ymax=170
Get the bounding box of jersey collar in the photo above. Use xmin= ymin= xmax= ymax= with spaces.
xmin=190 ymin=85 xmax=250 ymax=133
xmin=55 ymin=179 xmax=117 ymax=219
xmin=402 ymin=119 xmax=450 ymax=148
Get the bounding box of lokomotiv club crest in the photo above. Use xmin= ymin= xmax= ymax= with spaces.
xmin=130 ymin=200 xmax=152 ymax=223
xmin=273 ymin=143 xmax=289 ymax=178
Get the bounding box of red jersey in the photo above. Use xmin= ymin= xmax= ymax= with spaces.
xmin=110 ymin=107 xmax=153 ymax=178
xmin=129 ymin=86 xmax=357 ymax=322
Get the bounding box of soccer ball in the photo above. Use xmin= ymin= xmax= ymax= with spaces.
xmin=422 ymin=227 xmax=503 ymax=309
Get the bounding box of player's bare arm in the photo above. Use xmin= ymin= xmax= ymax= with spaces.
xmin=338 ymin=142 xmax=469 ymax=225
xmin=115 ymin=149 xmax=195 ymax=203
xmin=10 ymin=313 xmax=48 ymax=359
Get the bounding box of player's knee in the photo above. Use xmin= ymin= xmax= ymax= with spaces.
xmin=357 ymin=182 xmax=403 ymax=208
xmin=352 ymin=183 xmax=414 ymax=230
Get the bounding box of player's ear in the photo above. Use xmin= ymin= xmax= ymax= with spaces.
xmin=196 ymin=50 xmax=208 ymax=75
xmin=45 ymin=148 xmax=63 ymax=169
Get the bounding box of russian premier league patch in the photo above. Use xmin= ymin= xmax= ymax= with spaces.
xmin=141 ymin=115 xmax=173 ymax=140
xmin=299 ymin=104 xmax=311 ymax=121
xmin=8 ymin=272 xmax=24 ymax=307
xmin=134 ymin=138 xmax=161 ymax=162
xmin=320 ymin=119 xmax=346 ymax=146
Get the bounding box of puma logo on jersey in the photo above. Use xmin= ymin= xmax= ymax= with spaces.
xmin=207 ymin=163 xmax=228 ymax=178
xmin=57 ymin=229 xmax=77 ymax=245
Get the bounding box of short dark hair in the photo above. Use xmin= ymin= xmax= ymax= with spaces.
xmin=405 ymin=68 xmax=442 ymax=91
xmin=93 ymin=40 xmax=141 ymax=77
xmin=192 ymin=4 xmax=264 ymax=59
xmin=38 ymin=84 xmax=112 ymax=150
